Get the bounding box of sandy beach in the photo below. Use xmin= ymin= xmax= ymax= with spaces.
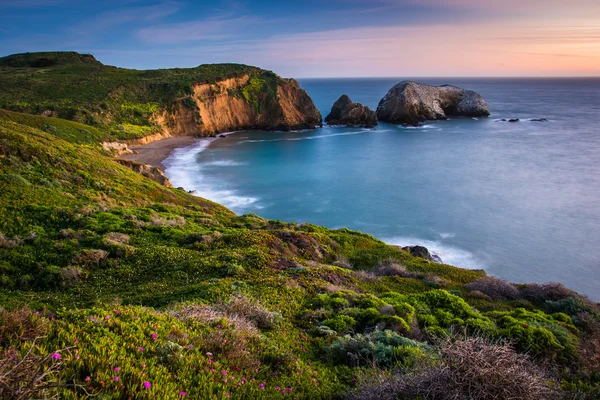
xmin=118 ymin=135 xmax=201 ymax=168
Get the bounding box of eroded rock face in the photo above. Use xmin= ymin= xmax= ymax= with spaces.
xmin=325 ymin=95 xmax=378 ymax=127
xmin=115 ymin=159 xmax=172 ymax=187
xmin=152 ymin=76 xmax=322 ymax=139
xmin=376 ymin=81 xmax=490 ymax=126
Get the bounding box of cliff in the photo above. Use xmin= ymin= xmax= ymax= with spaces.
xmin=377 ymin=81 xmax=490 ymax=125
xmin=0 ymin=52 xmax=321 ymax=143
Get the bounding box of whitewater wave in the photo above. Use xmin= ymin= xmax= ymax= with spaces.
xmin=202 ymin=160 xmax=246 ymax=167
xmin=382 ymin=236 xmax=484 ymax=270
xmin=240 ymin=129 xmax=382 ymax=144
xmin=163 ymin=139 xmax=258 ymax=210
xmin=399 ymin=124 xmax=438 ymax=130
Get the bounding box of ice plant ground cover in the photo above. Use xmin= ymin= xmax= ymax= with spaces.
xmin=0 ymin=111 xmax=599 ymax=398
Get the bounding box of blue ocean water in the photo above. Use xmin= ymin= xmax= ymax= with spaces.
xmin=164 ymin=78 xmax=600 ymax=300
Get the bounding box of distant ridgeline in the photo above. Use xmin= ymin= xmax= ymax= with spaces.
xmin=0 ymin=51 xmax=322 ymax=142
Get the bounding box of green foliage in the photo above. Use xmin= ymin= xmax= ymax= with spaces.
xmin=327 ymin=330 xmax=429 ymax=367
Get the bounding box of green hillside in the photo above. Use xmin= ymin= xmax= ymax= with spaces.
xmin=0 ymin=114 xmax=599 ymax=398
xmin=0 ymin=52 xmax=283 ymax=140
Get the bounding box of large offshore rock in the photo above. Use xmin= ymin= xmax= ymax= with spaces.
xmin=376 ymin=81 xmax=490 ymax=125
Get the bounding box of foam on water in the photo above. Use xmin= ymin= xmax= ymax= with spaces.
xmin=163 ymin=139 xmax=258 ymax=210
xmin=383 ymin=236 xmax=485 ymax=270
xmin=240 ymin=129 xmax=381 ymax=144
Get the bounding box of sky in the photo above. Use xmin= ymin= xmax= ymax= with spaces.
xmin=0 ymin=0 xmax=599 ymax=77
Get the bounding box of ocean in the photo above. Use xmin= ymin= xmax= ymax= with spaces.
xmin=164 ymin=78 xmax=600 ymax=300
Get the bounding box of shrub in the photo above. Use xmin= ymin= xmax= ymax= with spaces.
xmin=0 ymin=346 xmax=65 ymax=400
xmin=465 ymin=276 xmax=520 ymax=300
xmin=223 ymin=295 xmax=282 ymax=330
xmin=522 ymin=282 xmax=576 ymax=302
xmin=0 ymin=306 xmax=49 ymax=346
xmin=346 ymin=336 xmax=559 ymax=400
xmin=156 ymin=341 xmax=184 ymax=366
xmin=333 ymin=254 xmax=353 ymax=269
xmin=103 ymin=231 xmax=130 ymax=245
xmin=0 ymin=233 xmax=21 ymax=249
xmin=59 ymin=266 xmax=85 ymax=288
xmin=322 ymin=315 xmax=356 ymax=333
xmin=375 ymin=259 xmax=415 ymax=278
xmin=73 ymin=249 xmax=109 ymax=266
xmin=354 ymin=270 xmax=380 ymax=283
xmin=327 ymin=330 xmax=428 ymax=367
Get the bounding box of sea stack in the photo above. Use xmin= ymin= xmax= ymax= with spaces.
xmin=325 ymin=95 xmax=378 ymax=128
xmin=376 ymin=81 xmax=490 ymax=126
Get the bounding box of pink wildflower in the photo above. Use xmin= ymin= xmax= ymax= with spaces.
xmin=114 ymin=376 xmax=120 ymax=381
xmin=180 ymin=392 xmax=186 ymax=396
xmin=139 ymin=347 xmax=145 ymax=351
xmin=143 ymin=381 xmax=151 ymax=389
xmin=105 ymin=315 xmax=110 ymax=320
xmin=51 ymin=353 xmax=61 ymax=359
xmin=221 ymin=371 xmax=227 ymax=375
xmin=114 ymin=367 xmax=119 ymax=372
xmin=85 ymin=376 xmax=91 ymax=382
xmin=151 ymin=333 xmax=157 ymax=340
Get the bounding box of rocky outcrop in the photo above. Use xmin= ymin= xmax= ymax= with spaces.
xmin=325 ymin=95 xmax=378 ymax=127
xmin=403 ymin=245 xmax=443 ymax=263
xmin=115 ymin=159 xmax=172 ymax=187
xmin=376 ymin=81 xmax=490 ymax=126
xmin=152 ymin=76 xmax=322 ymax=139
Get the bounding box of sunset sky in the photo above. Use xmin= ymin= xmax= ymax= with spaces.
xmin=1 ymin=0 xmax=599 ymax=77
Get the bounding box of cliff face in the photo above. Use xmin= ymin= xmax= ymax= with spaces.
xmin=152 ymin=76 xmax=321 ymax=139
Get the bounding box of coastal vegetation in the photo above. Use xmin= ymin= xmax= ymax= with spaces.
xmin=0 ymin=52 xmax=598 ymax=399
xmin=0 ymin=109 xmax=598 ymax=399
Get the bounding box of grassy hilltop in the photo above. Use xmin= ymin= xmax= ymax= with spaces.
xmin=0 ymin=52 xmax=316 ymax=141
xmin=0 ymin=58 xmax=599 ymax=398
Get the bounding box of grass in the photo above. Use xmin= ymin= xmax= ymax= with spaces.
xmin=0 ymin=104 xmax=599 ymax=398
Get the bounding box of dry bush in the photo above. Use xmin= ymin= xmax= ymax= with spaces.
xmin=0 ymin=307 xmax=49 ymax=346
xmin=375 ymin=259 xmax=416 ymax=278
xmin=346 ymin=336 xmax=560 ymax=400
xmin=59 ymin=267 xmax=85 ymax=288
xmin=104 ymin=232 xmax=130 ymax=245
xmin=169 ymin=304 xmax=259 ymax=336
xmin=223 ymin=295 xmax=282 ymax=331
xmin=465 ymin=276 xmax=520 ymax=300
xmin=423 ymin=275 xmax=448 ymax=287
xmin=169 ymin=304 xmax=259 ymax=370
xmin=333 ymin=255 xmax=353 ymax=269
xmin=59 ymin=229 xmax=86 ymax=240
xmin=521 ymin=282 xmax=576 ymax=302
xmin=135 ymin=213 xmax=186 ymax=227
xmin=0 ymin=345 xmax=66 ymax=400
xmin=466 ymin=290 xmax=491 ymax=300
xmin=72 ymin=249 xmax=109 ymax=266
xmin=354 ymin=270 xmax=380 ymax=283
xmin=0 ymin=233 xmax=21 ymax=249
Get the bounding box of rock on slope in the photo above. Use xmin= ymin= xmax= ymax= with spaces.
xmin=324 ymin=95 xmax=378 ymax=127
xmin=376 ymin=81 xmax=490 ymax=126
